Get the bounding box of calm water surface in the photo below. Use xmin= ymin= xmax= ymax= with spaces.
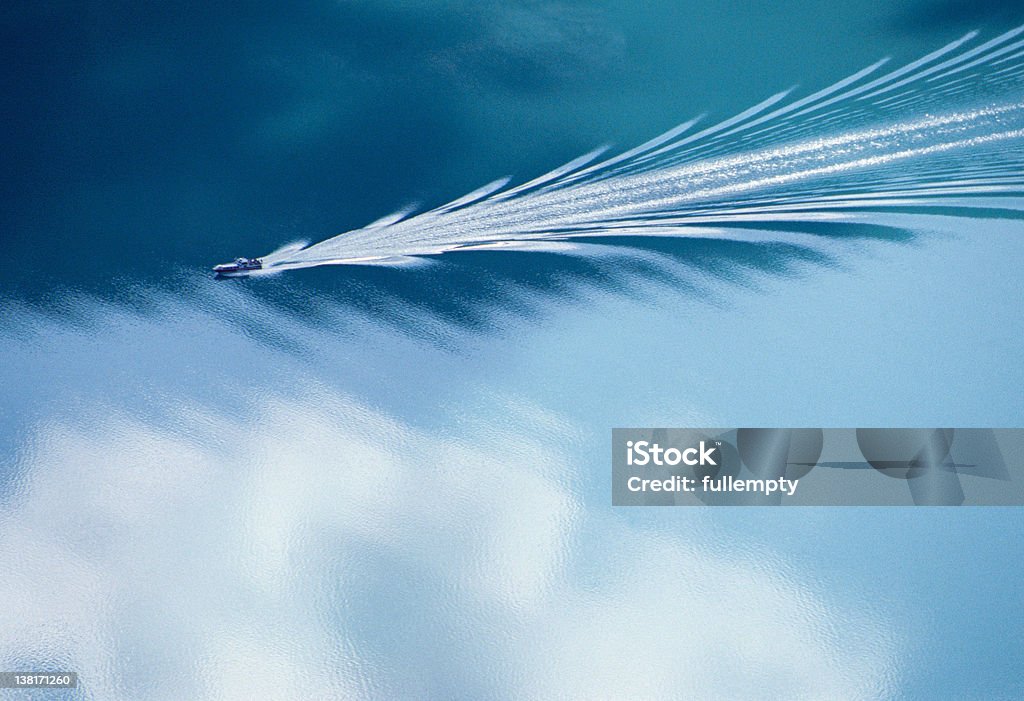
xmin=2 ymin=2 xmax=1023 ymax=698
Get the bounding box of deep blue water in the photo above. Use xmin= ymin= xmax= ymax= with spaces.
xmin=2 ymin=2 xmax=1024 ymax=699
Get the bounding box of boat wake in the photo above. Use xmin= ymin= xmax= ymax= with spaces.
xmin=259 ymin=27 xmax=1024 ymax=273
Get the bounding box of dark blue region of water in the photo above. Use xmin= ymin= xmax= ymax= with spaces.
xmin=6 ymin=0 xmax=1008 ymax=303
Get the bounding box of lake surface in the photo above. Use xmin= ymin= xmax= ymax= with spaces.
xmin=2 ymin=2 xmax=1023 ymax=698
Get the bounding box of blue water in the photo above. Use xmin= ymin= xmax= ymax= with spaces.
xmin=2 ymin=2 xmax=1024 ymax=699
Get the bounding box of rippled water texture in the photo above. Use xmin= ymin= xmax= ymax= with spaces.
xmin=261 ymin=28 xmax=1024 ymax=270
xmin=2 ymin=3 xmax=1023 ymax=699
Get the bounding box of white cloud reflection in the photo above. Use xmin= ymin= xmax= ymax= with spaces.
xmin=0 ymin=298 xmax=899 ymax=699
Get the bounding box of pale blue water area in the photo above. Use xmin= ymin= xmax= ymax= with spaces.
xmin=2 ymin=2 xmax=1024 ymax=699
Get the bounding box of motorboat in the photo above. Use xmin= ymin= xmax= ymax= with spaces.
xmin=213 ymin=257 xmax=262 ymax=275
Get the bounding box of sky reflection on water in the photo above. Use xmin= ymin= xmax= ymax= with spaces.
xmin=3 ymin=210 xmax=1023 ymax=697
xmin=3 ymin=1 xmax=1024 ymax=698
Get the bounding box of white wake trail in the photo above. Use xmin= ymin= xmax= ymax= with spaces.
xmin=261 ymin=27 xmax=1024 ymax=272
